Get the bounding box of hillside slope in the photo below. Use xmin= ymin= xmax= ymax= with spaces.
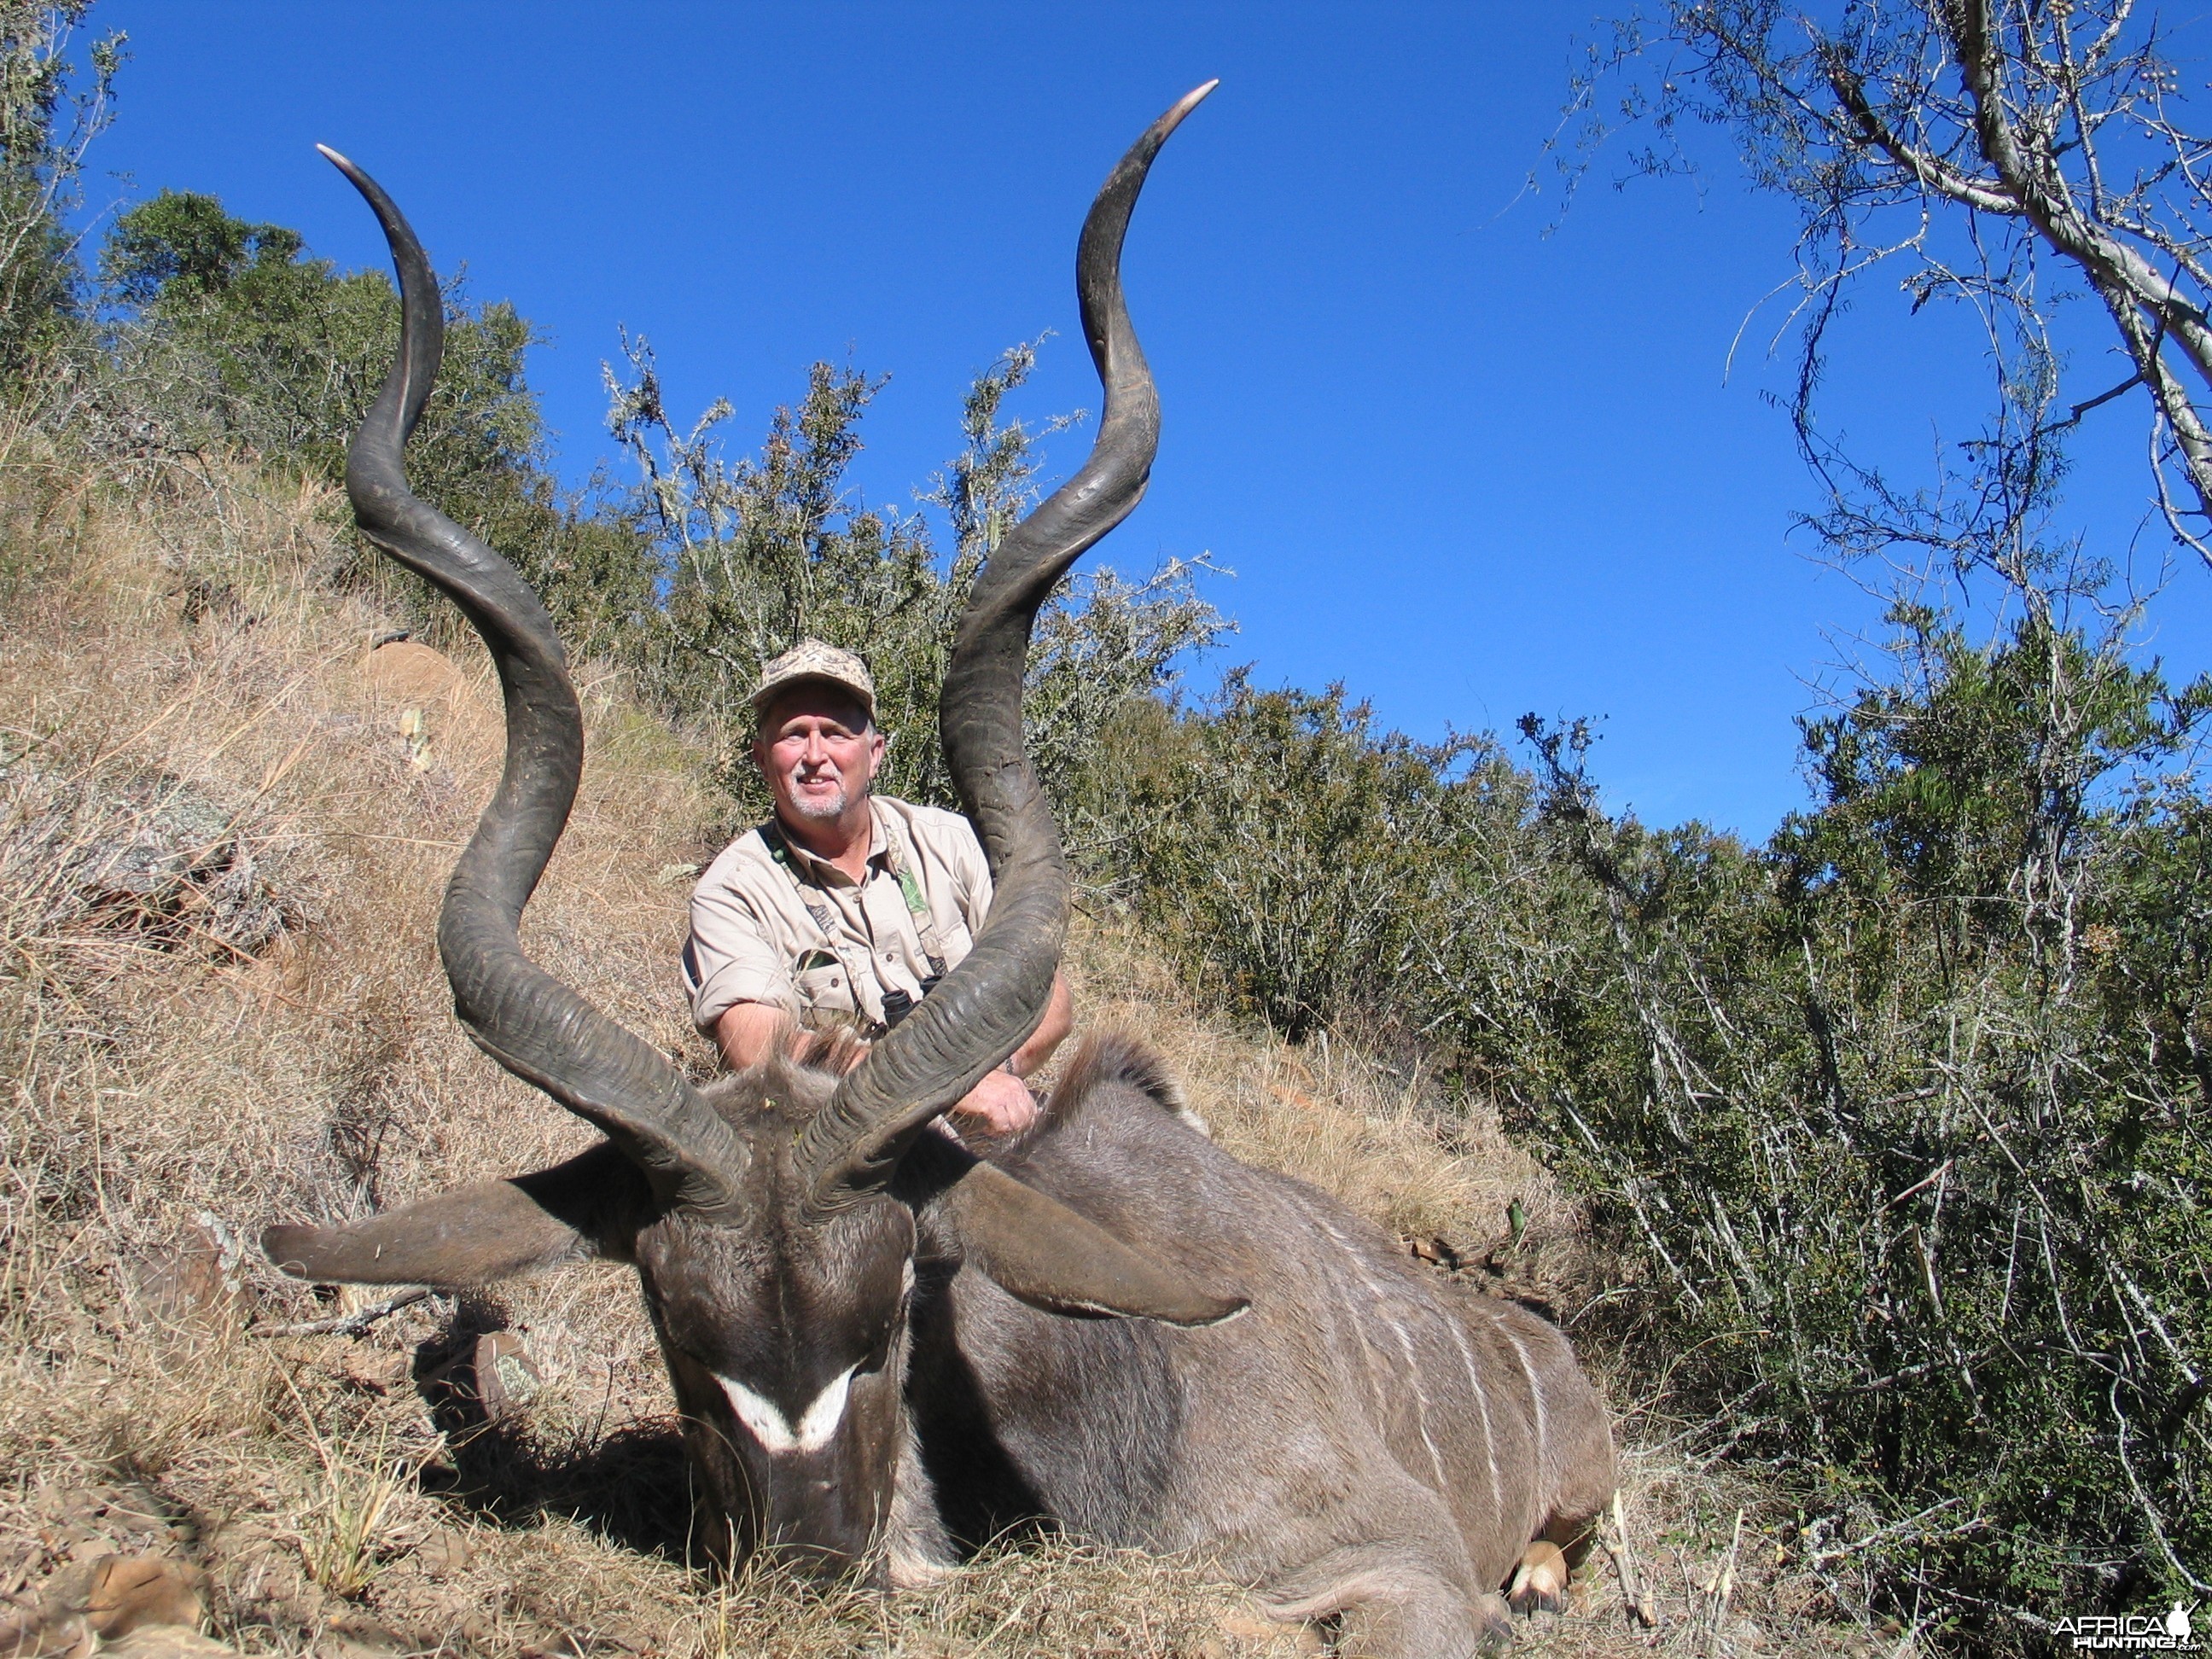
xmin=0 ymin=457 xmax=1872 ymax=1656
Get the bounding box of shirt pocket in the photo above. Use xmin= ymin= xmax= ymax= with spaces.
xmin=793 ymin=952 xmax=856 ymax=1017
xmin=934 ymin=918 xmax=975 ymax=969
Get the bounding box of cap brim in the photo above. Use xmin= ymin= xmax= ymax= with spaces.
xmin=750 ymin=673 xmax=877 ymax=719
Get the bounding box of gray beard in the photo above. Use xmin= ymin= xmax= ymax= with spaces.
xmin=786 ymin=783 xmax=849 ymax=822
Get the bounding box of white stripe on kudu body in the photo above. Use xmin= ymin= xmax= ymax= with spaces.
xmin=717 ymin=1365 xmax=856 ymax=1456
xmin=1442 ymin=1310 xmax=1505 ymax=1525
xmin=1499 ymin=1323 xmax=1549 ymax=1463
xmin=1315 ymin=1214 xmax=1451 ymax=1497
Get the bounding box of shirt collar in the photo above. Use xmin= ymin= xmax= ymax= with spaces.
xmin=775 ymin=799 xmax=891 ymax=887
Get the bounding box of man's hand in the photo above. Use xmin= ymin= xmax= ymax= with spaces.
xmin=950 ymin=1068 xmax=1038 ymax=1137
xmin=716 ymin=998 xmax=1048 ymax=1137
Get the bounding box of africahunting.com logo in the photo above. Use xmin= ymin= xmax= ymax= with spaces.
xmin=2055 ymin=1603 xmax=2197 ymax=1651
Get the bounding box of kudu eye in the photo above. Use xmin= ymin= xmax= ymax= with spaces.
xmin=853 ymin=1337 xmax=894 ymax=1378
xmin=851 ymin=1301 xmax=906 ymax=1377
xmin=844 ymin=1253 xmax=917 ymax=1380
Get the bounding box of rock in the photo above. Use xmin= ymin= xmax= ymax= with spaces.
xmin=176 ymin=577 xmax=251 ymax=630
xmin=0 ymin=1555 xmax=207 ymax=1656
xmin=126 ymin=1224 xmax=241 ymax=1332
xmin=362 ymin=642 xmax=481 ymax=772
xmin=0 ymin=1606 xmax=86 ymax=1659
xmin=362 ymin=640 xmax=463 ymax=704
xmin=1405 ymin=1236 xmax=1462 ymax=1272
xmin=1216 ymin=1610 xmax=1278 ymax=1643
xmin=77 ymin=1554 xmax=202 ymax=1639
xmin=104 ymin=1627 xmax=241 ymax=1658
xmin=1215 ymin=1606 xmax=1324 ymax=1654
xmin=471 ymin=1330 xmax=543 ymax=1423
xmin=413 ymin=1527 xmax=472 ymax=1580
xmin=397 ymin=707 xmax=432 ymax=769
xmin=312 ymin=1630 xmax=411 ymax=1658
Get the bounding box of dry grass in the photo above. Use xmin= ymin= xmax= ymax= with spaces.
xmin=0 ymin=452 xmax=1887 ymax=1656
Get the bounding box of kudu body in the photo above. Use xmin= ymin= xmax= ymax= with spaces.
xmin=260 ymin=89 xmax=1614 ymax=1657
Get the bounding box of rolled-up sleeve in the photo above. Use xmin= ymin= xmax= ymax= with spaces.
xmin=686 ymin=873 xmax=799 ymax=1033
xmin=952 ymin=828 xmax=992 ymax=932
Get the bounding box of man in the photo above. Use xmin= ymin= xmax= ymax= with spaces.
xmin=684 ymin=640 xmax=1070 ymax=1135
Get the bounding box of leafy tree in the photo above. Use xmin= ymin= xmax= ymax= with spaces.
xmin=96 ymin=191 xmax=661 ymax=662
xmin=103 ymin=190 xmax=539 ymax=497
xmin=603 ymin=332 xmax=1226 ymax=822
xmin=0 ymin=0 xmax=119 ymax=388
xmin=928 ymin=341 xmax=1226 ymax=831
xmin=1558 ymin=0 xmax=2212 ymax=579
xmin=1090 ymin=672 xmax=1589 ymax=1055
xmin=99 ymin=188 xmax=299 ymax=306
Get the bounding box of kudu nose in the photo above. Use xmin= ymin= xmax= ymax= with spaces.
xmin=742 ymin=1445 xmax=879 ymax=1573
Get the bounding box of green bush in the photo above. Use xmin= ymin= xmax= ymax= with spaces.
xmin=91 ymin=189 xmax=662 ymax=665
xmin=1103 ymin=602 xmax=2209 ymax=1643
xmin=1089 ymin=674 xmax=1528 ymax=1041
xmin=0 ymin=2 xmax=119 ymax=393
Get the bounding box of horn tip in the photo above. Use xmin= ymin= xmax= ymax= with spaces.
xmin=1150 ymin=80 xmax=1217 ymax=144
xmin=316 ymin=143 xmax=365 ymax=187
xmin=1169 ymin=80 xmax=1218 ymax=123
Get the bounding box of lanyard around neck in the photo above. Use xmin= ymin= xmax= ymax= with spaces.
xmin=760 ymin=818 xmax=951 ymax=980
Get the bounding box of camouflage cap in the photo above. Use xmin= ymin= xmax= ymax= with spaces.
xmin=750 ymin=638 xmax=877 ymax=725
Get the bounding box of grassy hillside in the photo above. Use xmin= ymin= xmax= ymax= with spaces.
xmin=0 ymin=452 xmax=1875 ymax=1656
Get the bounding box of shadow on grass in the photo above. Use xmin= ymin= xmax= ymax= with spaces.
xmin=410 ymin=1296 xmax=701 ymax=1563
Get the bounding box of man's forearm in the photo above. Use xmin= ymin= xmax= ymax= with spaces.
xmin=1007 ymin=972 xmax=1073 ymax=1078
xmin=713 ymin=1002 xmax=788 ymax=1072
xmin=718 ymin=970 xmax=1066 ymax=1083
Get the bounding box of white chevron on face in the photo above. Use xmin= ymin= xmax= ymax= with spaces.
xmin=715 ymin=1365 xmax=857 ymax=1456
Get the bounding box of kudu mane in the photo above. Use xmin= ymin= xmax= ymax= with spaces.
xmin=1036 ymin=1031 xmax=1191 ymax=1134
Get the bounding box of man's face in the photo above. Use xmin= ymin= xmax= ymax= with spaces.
xmin=754 ymin=686 xmax=884 ymax=825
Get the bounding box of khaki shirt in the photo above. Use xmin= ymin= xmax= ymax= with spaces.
xmin=684 ymin=796 xmax=993 ymax=1036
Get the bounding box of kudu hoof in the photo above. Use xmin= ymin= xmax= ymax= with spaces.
xmin=1505 ymin=1540 xmax=1569 ymax=1615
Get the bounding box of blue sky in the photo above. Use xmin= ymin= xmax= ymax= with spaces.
xmin=73 ymin=2 xmax=2212 ymax=835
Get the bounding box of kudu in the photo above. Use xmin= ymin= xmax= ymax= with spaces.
xmin=261 ymin=87 xmax=1615 ymax=1657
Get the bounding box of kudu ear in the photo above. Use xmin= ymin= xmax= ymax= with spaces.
xmin=263 ymin=1142 xmax=649 ymax=1288
xmin=937 ymin=1161 xmax=1246 ymax=1328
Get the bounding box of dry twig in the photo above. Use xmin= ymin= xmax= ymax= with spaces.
xmin=1604 ymin=1488 xmax=1661 ymax=1629
xmin=253 ymin=1287 xmax=430 ymax=1339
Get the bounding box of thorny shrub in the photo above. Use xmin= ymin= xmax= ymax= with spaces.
xmin=1091 ymin=606 xmax=2208 ymax=1643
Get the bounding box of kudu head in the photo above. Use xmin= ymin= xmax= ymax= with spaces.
xmin=261 ymin=84 xmax=1237 ymax=1575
